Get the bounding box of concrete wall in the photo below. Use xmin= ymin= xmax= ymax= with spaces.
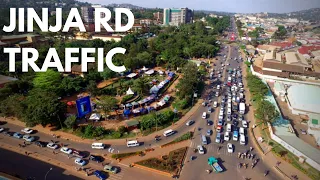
xmin=268 ymin=123 xmax=320 ymax=171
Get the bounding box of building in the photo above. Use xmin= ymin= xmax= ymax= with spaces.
xmin=163 ymin=8 xmax=193 ymax=26
xmin=81 ymin=6 xmax=94 ymax=23
xmin=284 ymin=52 xmax=312 ymax=70
xmin=0 ymin=34 xmax=48 ymax=48
xmin=139 ymin=19 xmax=153 ymax=26
xmin=0 ymin=75 xmax=18 ymax=88
xmin=91 ymin=34 xmax=122 ymax=42
xmin=298 ymin=45 xmax=320 ymax=59
xmin=153 ymin=12 xmax=163 ymax=22
xmin=285 ymin=84 xmax=320 ymax=115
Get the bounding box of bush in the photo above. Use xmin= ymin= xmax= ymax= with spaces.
xmin=111 ymin=151 xmax=143 ymax=159
xmin=121 ymin=94 xmax=134 ymax=103
xmin=118 ymin=126 xmax=128 ymax=134
xmin=112 ymin=131 xmax=122 ymax=139
xmin=173 ymin=98 xmax=189 ymax=110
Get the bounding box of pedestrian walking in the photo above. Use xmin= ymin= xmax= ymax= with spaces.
xmin=18 ymin=144 xmax=22 ymax=148
xmin=276 ymin=161 xmax=281 ymax=166
xmin=25 ymin=151 xmax=28 ymax=155
xmin=23 ymin=141 xmax=26 ymax=146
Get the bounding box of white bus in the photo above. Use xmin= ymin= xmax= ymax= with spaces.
xmin=127 ymin=140 xmax=140 ymax=147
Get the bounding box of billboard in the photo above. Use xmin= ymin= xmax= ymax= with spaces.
xmin=76 ymin=96 xmax=92 ymax=118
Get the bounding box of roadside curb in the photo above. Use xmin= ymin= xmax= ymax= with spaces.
xmin=274 ymin=166 xmax=291 ymax=180
xmin=160 ymin=139 xmax=191 ymax=148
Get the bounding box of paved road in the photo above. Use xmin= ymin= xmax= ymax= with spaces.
xmin=0 ymin=147 xmax=81 ymax=180
xmin=179 ymin=36 xmax=280 ymax=180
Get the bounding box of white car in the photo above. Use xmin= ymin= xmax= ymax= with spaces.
xmin=227 ymin=143 xmax=234 ymax=153
xmin=224 ymin=132 xmax=230 ymax=141
xmin=21 ymin=128 xmax=34 ymax=134
xmin=186 ymin=120 xmax=195 ymax=126
xmin=0 ymin=127 xmax=4 ymax=133
xmin=23 ymin=135 xmax=35 ymax=142
xmin=242 ymin=121 xmax=248 ymax=128
xmin=75 ymin=158 xmax=87 ymax=166
xmin=197 ymin=145 xmax=205 ymax=154
xmin=47 ymin=142 xmax=58 ymax=149
xmin=60 ymin=147 xmax=73 ymax=154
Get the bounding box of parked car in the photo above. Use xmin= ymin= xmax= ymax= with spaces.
xmin=60 ymin=147 xmax=73 ymax=154
xmin=75 ymin=158 xmax=87 ymax=166
xmin=224 ymin=132 xmax=230 ymax=141
xmin=227 ymin=143 xmax=234 ymax=153
xmin=93 ymin=170 xmax=107 ymax=180
xmin=35 ymin=141 xmax=47 ymax=147
xmin=186 ymin=120 xmax=195 ymax=126
xmin=0 ymin=127 xmax=4 ymax=133
xmin=47 ymin=142 xmax=59 ymax=149
xmin=197 ymin=145 xmax=205 ymax=154
xmin=206 ymin=129 xmax=212 ymax=136
xmin=21 ymin=128 xmax=34 ymax=134
xmin=89 ymin=155 xmax=104 ymax=163
xmin=23 ymin=135 xmax=36 ymax=142
xmin=13 ymin=132 xmax=23 ymax=139
xmin=73 ymin=150 xmax=86 ymax=158
xmin=3 ymin=131 xmax=14 ymax=136
xmin=242 ymin=121 xmax=248 ymax=128
xmin=103 ymin=165 xmax=119 ymax=174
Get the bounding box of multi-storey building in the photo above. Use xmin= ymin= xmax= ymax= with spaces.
xmin=163 ymin=8 xmax=193 ymax=26
xmin=81 ymin=6 xmax=94 ymax=23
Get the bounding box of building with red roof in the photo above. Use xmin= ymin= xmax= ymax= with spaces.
xmin=298 ymin=45 xmax=320 ymax=59
xmin=269 ymin=41 xmax=294 ymax=50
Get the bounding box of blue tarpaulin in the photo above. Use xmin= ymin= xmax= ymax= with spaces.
xmin=123 ymin=109 xmax=131 ymax=115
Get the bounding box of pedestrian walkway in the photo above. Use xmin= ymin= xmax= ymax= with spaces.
xmin=240 ymin=50 xmax=311 ymax=180
xmin=0 ymin=100 xmax=202 ymax=146
xmin=119 ymin=140 xmax=190 ymax=165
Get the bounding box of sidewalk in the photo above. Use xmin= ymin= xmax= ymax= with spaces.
xmin=1 ymin=100 xmax=202 ymax=146
xmin=119 ymin=140 xmax=190 ymax=165
xmin=240 ymin=50 xmax=311 ymax=180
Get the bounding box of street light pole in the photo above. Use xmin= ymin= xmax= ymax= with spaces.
xmin=45 ymin=168 xmax=53 ymax=180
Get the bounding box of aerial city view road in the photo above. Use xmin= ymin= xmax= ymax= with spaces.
xmin=1 ymin=0 xmax=320 ymax=180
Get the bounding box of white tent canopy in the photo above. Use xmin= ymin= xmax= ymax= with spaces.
xmin=126 ymin=87 xmax=134 ymax=95
xmin=89 ymin=113 xmax=101 ymax=121
xmin=145 ymin=69 xmax=155 ymax=75
xmin=126 ymin=73 xmax=137 ymax=78
xmin=142 ymin=66 xmax=149 ymax=71
xmin=149 ymin=85 xmax=159 ymax=94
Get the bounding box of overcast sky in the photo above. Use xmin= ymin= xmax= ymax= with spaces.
xmin=79 ymin=0 xmax=320 ymax=13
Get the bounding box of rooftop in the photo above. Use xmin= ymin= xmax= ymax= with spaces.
xmin=285 ymin=52 xmax=311 ymax=67
xmin=263 ymin=51 xmax=282 ymax=62
xmin=286 ymin=84 xmax=320 ymax=114
xmin=298 ymin=46 xmax=320 ymax=55
xmin=269 ymin=41 xmax=293 ymax=49
xmin=263 ymin=61 xmax=305 ymax=73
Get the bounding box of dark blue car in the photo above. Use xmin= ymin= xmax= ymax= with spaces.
xmin=94 ymin=170 xmax=106 ymax=180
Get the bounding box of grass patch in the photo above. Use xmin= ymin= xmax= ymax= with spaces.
xmin=111 ymin=151 xmax=144 ymax=159
xmin=162 ymin=132 xmax=193 ymax=147
xmin=136 ymin=147 xmax=187 ymax=173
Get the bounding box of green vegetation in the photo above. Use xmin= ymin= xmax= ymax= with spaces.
xmin=162 ymin=132 xmax=193 ymax=147
xmin=74 ymin=125 xmax=135 ymax=139
xmin=136 ymin=147 xmax=187 ymax=173
xmin=205 ymin=16 xmax=231 ymax=34
xmin=139 ymin=110 xmax=176 ymax=131
xmin=272 ymin=25 xmax=287 ymax=40
xmin=121 ymin=94 xmax=134 ymax=104
xmin=97 ymin=96 xmax=118 ymax=118
xmin=255 ymin=100 xmax=280 ymax=124
xmin=111 ymin=151 xmax=144 ymax=159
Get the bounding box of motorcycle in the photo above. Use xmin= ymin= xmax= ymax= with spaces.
xmin=249 ymin=147 xmax=253 ymax=151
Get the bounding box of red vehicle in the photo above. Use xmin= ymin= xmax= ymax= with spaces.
xmin=216 ymin=125 xmax=222 ymax=133
xmin=227 ymin=82 xmax=231 ymax=86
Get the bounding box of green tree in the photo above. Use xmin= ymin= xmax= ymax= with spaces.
xmin=64 ymin=115 xmax=77 ymax=129
xmin=176 ymin=63 xmax=200 ymax=101
xmin=23 ymin=90 xmax=67 ymax=127
xmin=33 ymin=70 xmax=62 ymax=93
xmin=255 ymin=100 xmax=280 ymax=124
xmin=134 ymin=77 xmax=149 ymax=95
xmin=87 ymin=80 xmax=100 ymax=96
xmin=97 ymin=96 xmax=118 ymax=117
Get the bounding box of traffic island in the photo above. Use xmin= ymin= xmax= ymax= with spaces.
xmin=111 ymin=151 xmax=145 ymax=161
xmin=134 ymin=147 xmax=188 ymax=177
xmin=160 ymin=132 xmax=193 ymax=148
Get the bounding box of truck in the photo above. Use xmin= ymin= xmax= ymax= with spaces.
xmin=208 ymin=157 xmax=223 ymax=173
xmin=239 ymin=102 xmax=245 ymax=114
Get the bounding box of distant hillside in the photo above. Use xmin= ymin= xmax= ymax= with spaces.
xmin=267 ymin=8 xmax=320 ymax=22
xmin=107 ymin=3 xmax=146 ymax=10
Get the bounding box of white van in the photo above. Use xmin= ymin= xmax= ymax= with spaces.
xmin=240 ymin=135 xmax=246 ymax=145
xmin=217 ymin=85 xmax=221 ymax=90
xmin=163 ymin=129 xmax=175 ymax=137
xmin=127 ymin=140 xmax=140 ymax=147
xmin=227 ymin=123 xmax=232 ymax=132
xmin=227 ymin=108 xmax=232 ymax=115
xmin=91 ymin=143 xmax=105 ymax=149
xmin=202 ymin=112 xmax=207 ymax=119
xmin=239 ymin=127 xmax=245 ymax=136
xmin=201 ymin=135 xmax=208 ymax=145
